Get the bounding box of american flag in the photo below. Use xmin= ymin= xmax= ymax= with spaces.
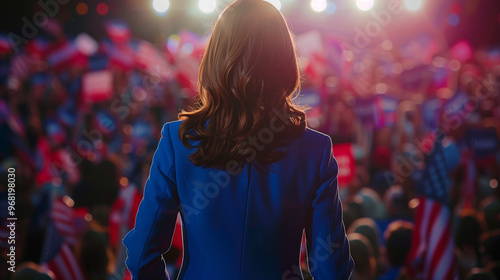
xmin=405 ymin=133 xmax=457 ymax=280
xmin=134 ymin=41 xmax=174 ymax=81
xmin=52 ymin=197 xmax=77 ymax=246
xmin=46 ymin=40 xmax=82 ymax=71
xmin=102 ymin=40 xmax=135 ymax=71
xmin=109 ymin=185 xmax=142 ymax=248
xmin=40 ymin=221 xmax=85 ymax=280
xmin=105 ymin=20 xmax=131 ymax=44
xmin=26 ymin=37 xmax=51 ymax=59
xmin=108 ymin=185 xmax=142 ymax=280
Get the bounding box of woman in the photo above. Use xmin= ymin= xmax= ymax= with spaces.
xmin=123 ymin=0 xmax=354 ymax=279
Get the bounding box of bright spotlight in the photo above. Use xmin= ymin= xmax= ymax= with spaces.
xmin=311 ymin=0 xmax=327 ymax=12
xmin=356 ymin=0 xmax=374 ymax=11
xmin=325 ymin=1 xmax=337 ymax=14
xmin=403 ymin=0 xmax=423 ymax=11
xmin=199 ymin=0 xmax=217 ymax=13
xmin=264 ymin=0 xmax=281 ymax=10
xmin=152 ymin=0 xmax=169 ymax=13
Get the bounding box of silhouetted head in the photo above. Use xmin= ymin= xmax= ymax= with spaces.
xmin=481 ymin=197 xmax=500 ymax=231
xmin=384 ymin=220 xmax=413 ymax=267
xmin=13 ymin=263 xmax=53 ymax=280
xmin=466 ymin=268 xmax=496 ymax=280
xmin=455 ymin=209 xmax=485 ymax=251
xmin=348 ymin=232 xmax=376 ymax=279
xmin=78 ymin=230 xmax=109 ymax=280
xmin=481 ymin=230 xmax=500 ymax=262
xmin=179 ymin=0 xmax=306 ymax=169
xmin=348 ymin=217 xmax=382 ymax=258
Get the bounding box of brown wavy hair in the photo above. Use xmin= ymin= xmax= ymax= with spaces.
xmin=178 ymin=0 xmax=306 ymax=169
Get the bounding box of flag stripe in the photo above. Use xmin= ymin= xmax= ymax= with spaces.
xmin=433 ymin=235 xmax=455 ymax=280
xmin=427 ymin=210 xmax=451 ymax=279
xmin=54 ymin=222 xmax=73 ymax=234
xmin=51 ymin=198 xmax=76 ymax=245
xmin=405 ymin=199 xmax=425 ymax=276
xmin=62 ymin=244 xmax=85 ymax=280
xmin=54 ymin=254 xmax=71 ymax=280
xmin=444 ymin=256 xmax=457 ymax=280
xmin=425 ymin=202 xmax=441 ymax=243
xmin=427 ymin=204 xmax=447 ymax=257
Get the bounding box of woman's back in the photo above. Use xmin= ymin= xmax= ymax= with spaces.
xmin=123 ymin=0 xmax=353 ymax=278
xmin=123 ymin=121 xmax=353 ymax=279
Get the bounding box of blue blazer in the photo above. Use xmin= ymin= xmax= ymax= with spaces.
xmin=123 ymin=120 xmax=354 ymax=280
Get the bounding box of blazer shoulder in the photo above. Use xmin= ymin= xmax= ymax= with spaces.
xmin=302 ymin=127 xmax=332 ymax=147
xmin=161 ymin=120 xmax=183 ymax=140
xmin=163 ymin=120 xmax=183 ymax=130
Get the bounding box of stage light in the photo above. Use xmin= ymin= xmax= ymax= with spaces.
xmin=381 ymin=39 xmax=393 ymax=51
xmin=408 ymin=198 xmax=419 ymax=209
xmin=375 ymin=83 xmax=388 ymax=94
xmin=403 ymin=0 xmax=423 ymax=11
xmin=491 ymin=179 xmax=498 ymax=189
xmin=325 ymin=1 xmax=337 ymax=14
xmin=311 ymin=0 xmax=327 ymax=12
xmin=264 ymin=0 xmax=281 ymax=10
xmin=84 ymin=213 xmax=93 ymax=222
xmin=120 ymin=177 xmax=129 ymax=187
xmin=167 ymin=34 xmax=180 ymax=53
xmin=76 ymin=2 xmax=88 ymax=15
xmin=181 ymin=43 xmax=194 ymax=55
xmin=449 ymin=59 xmax=461 ymax=71
xmin=152 ymin=0 xmax=169 ymax=14
xmin=96 ymin=3 xmax=109 ymax=16
xmin=356 ymin=0 xmax=374 ymax=11
xmin=63 ymin=195 xmax=75 ymax=207
xmin=199 ymin=0 xmax=217 ymax=14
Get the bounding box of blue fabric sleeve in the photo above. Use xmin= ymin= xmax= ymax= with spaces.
xmin=123 ymin=123 xmax=179 ymax=280
xmin=305 ymin=136 xmax=354 ymax=280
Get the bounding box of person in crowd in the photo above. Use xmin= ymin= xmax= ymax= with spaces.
xmin=78 ymin=230 xmax=111 ymax=280
xmin=348 ymin=217 xmax=384 ymax=277
xmin=13 ymin=264 xmax=53 ymax=280
xmin=455 ymin=209 xmax=486 ymax=275
xmin=384 ymin=185 xmax=412 ymax=220
xmin=71 ymin=159 xmax=96 ymax=208
xmin=466 ymin=268 xmax=497 ymax=280
xmin=348 ymin=232 xmax=377 ymax=280
xmin=378 ymin=220 xmax=413 ymax=280
xmin=480 ymin=230 xmax=500 ymax=275
xmin=481 ymin=197 xmax=500 ymax=231
xmin=71 ymin=159 xmax=120 ymax=212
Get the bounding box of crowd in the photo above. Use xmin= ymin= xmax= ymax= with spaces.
xmin=0 ymin=17 xmax=499 ymax=280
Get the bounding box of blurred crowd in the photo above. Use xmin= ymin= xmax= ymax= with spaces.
xmin=0 ymin=18 xmax=500 ymax=280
